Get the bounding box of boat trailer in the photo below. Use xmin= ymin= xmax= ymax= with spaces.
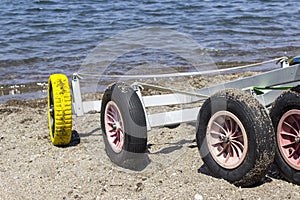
xmin=47 ymin=56 xmax=300 ymax=187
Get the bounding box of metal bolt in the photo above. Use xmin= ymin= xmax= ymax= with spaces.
xmin=223 ymin=137 xmax=230 ymax=143
xmin=219 ymin=135 xmax=230 ymax=143
xmin=112 ymin=123 xmax=117 ymax=130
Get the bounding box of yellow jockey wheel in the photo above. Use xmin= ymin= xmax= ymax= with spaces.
xmin=48 ymin=74 xmax=72 ymax=146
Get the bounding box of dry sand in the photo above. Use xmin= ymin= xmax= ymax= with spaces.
xmin=1 ymin=73 xmax=300 ymax=199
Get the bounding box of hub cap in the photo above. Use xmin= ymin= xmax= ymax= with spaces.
xmin=277 ymin=109 xmax=300 ymax=170
xmin=104 ymin=101 xmax=125 ymax=153
xmin=207 ymin=111 xmax=248 ymax=169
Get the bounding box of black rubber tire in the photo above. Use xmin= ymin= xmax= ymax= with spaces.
xmin=101 ymin=82 xmax=149 ymax=171
xmin=196 ymin=88 xmax=275 ymax=187
xmin=270 ymin=85 xmax=300 ymax=184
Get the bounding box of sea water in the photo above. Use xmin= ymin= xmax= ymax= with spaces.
xmin=0 ymin=0 xmax=300 ymax=101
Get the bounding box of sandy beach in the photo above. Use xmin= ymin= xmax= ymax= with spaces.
xmin=1 ymin=72 xmax=300 ymax=199
xmin=1 ymin=0 xmax=300 ymax=198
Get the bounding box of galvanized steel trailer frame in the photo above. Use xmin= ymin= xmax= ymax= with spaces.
xmin=55 ymin=57 xmax=300 ymax=186
xmin=71 ymin=61 xmax=300 ymax=130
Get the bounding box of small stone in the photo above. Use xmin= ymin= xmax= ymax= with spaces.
xmin=136 ymin=182 xmax=144 ymax=192
xmin=29 ymin=155 xmax=37 ymax=163
xmin=171 ymin=173 xmax=177 ymax=177
xmin=194 ymin=193 xmax=203 ymax=200
xmin=95 ymin=195 xmax=101 ymax=200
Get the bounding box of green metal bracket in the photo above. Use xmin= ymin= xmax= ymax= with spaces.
xmin=252 ymin=86 xmax=292 ymax=95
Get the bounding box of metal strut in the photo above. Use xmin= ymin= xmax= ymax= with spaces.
xmin=133 ymin=82 xmax=209 ymax=98
xmin=72 ymin=73 xmax=84 ymax=116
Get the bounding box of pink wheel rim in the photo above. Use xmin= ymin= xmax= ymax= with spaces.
xmin=277 ymin=109 xmax=300 ymax=170
xmin=104 ymin=101 xmax=124 ymax=153
xmin=207 ymin=111 xmax=248 ymax=169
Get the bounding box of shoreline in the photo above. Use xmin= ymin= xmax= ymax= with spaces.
xmin=0 ymin=66 xmax=264 ymax=104
xmin=0 ymin=58 xmax=281 ymax=103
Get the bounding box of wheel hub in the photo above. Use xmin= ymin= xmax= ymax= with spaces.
xmin=207 ymin=111 xmax=248 ymax=169
xmin=104 ymin=101 xmax=125 ymax=153
xmin=277 ymin=109 xmax=300 ymax=170
xmin=220 ymin=135 xmax=230 ymax=143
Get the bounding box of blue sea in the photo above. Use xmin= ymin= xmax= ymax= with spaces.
xmin=0 ymin=0 xmax=300 ymax=101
